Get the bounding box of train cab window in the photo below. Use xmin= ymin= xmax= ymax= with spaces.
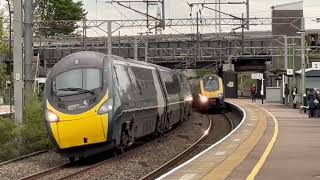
xmin=203 ymin=76 xmax=219 ymax=91
xmin=53 ymin=68 xmax=102 ymax=96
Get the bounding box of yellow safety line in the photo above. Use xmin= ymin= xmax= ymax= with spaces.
xmin=200 ymin=103 xmax=267 ymax=180
xmin=246 ymin=104 xmax=279 ymax=180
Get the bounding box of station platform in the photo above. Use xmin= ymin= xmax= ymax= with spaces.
xmin=159 ymin=99 xmax=320 ymax=180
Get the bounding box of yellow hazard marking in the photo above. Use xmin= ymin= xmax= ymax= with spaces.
xmin=200 ymin=103 xmax=266 ymax=180
xmin=246 ymin=105 xmax=279 ymax=180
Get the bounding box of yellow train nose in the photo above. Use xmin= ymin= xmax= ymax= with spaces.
xmin=56 ymin=114 xmax=108 ymax=148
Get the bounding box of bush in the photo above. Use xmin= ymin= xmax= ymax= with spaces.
xmin=18 ymin=97 xmax=52 ymax=154
xmin=0 ymin=97 xmax=52 ymax=162
xmin=0 ymin=117 xmax=19 ymax=160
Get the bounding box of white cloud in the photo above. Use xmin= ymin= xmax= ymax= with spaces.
xmin=79 ymin=0 xmax=320 ymax=36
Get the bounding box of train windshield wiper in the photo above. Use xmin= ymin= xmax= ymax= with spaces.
xmin=57 ymin=87 xmax=95 ymax=96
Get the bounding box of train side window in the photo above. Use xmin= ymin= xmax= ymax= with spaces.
xmin=131 ymin=66 xmax=156 ymax=98
xmin=113 ymin=66 xmax=120 ymax=89
xmin=160 ymin=71 xmax=180 ymax=95
xmin=131 ymin=67 xmax=154 ymax=95
xmin=128 ymin=67 xmax=142 ymax=94
xmin=113 ymin=64 xmax=134 ymax=101
xmin=128 ymin=67 xmax=144 ymax=95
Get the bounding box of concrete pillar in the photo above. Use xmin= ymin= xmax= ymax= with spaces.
xmin=108 ymin=21 xmax=112 ymax=55
xmin=24 ymin=0 xmax=34 ymax=103
xmin=134 ymin=37 xmax=138 ymax=60
xmin=13 ymin=0 xmax=23 ymax=124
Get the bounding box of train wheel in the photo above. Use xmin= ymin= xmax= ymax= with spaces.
xmin=155 ymin=115 xmax=164 ymax=136
xmin=121 ymin=131 xmax=129 ymax=146
xmin=165 ymin=113 xmax=172 ymax=131
xmin=69 ymin=157 xmax=75 ymax=163
xmin=120 ymin=125 xmax=133 ymax=149
xmin=179 ymin=109 xmax=184 ymax=123
xmin=184 ymin=111 xmax=190 ymax=121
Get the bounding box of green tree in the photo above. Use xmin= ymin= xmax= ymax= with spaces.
xmin=35 ymin=0 xmax=86 ymax=37
xmin=0 ymin=64 xmax=6 ymax=91
xmin=0 ymin=15 xmax=8 ymax=55
xmin=0 ymin=15 xmax=8 ymax=95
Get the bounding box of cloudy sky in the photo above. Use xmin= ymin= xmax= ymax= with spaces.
xmin=76 ymin=0 xmax=320 ymax=36
xmin=1 ymin=0 xmax=319 ymax=36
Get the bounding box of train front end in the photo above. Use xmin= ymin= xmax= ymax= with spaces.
xmin=198 ymin=75 xmax=224 ymax=111
xmin=44 ymin=51 xmax=113 ymax=158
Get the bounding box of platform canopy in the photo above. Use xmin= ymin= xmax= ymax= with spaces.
xmin=295 ymin=68 xmax=320 ymax=77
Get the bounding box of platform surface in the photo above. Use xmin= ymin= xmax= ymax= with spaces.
xmin=229 ymin=100 xmax=320 ymax=180
xmin=159 ymin=99 xmax=320 ymax=180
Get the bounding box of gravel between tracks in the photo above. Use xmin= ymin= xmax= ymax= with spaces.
xmin=0 ymin=111 xmax=209 ymax=180
xmin=65 ymin=111 xmax=210 ymax=180
xmin=0 ymin=151 xmax=66 ymax=180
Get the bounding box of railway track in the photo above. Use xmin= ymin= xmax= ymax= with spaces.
xmin=0 ymin=150 xmax=48 ymax=166
xmin=19 ymin=163 xmax=70 ymax=180
xmin=13 ymin=111 xmax=232 ymax=180
xmin=140 ymin=112 xmax=234 ymax=180
xmin=19 ymin=158 xmax=115 ymax=180
xmin=16 ymin=114 xmax=212 ymax=180
xmin=18 ymin=149 xmax=118 ymax=180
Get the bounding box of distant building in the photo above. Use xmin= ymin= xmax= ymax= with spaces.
xmin=271 ymin=1 xmax=303 ymax=71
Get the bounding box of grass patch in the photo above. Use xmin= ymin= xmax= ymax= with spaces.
xmin=19 ymin=97 xmax=52 ymax=154
xmin=0 ymin=97 xmax=52 ymax=162
xmin=0 ymin=117 xmax=19 ymax=160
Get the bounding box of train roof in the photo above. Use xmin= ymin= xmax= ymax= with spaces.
xmin=107 ymin=54 xmax=174 ymax=72
xmin=202 ymin=74 xmax=221 ymax=79
xmin=49 ymin=51 xmax=106 ymax=76
xmin=52 ymin=51 xmax=178 ymax=75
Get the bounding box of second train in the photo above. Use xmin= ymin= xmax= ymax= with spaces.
xmin=193 ymin=74 xmax=225 ymax=112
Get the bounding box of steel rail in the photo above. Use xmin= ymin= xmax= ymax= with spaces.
xmin=19 ymin=163 xmax=70 ymax=180
xmin=56 ymin=157 xmax=116 ymax=180
xmin=139 ymin=114 xmax=214 ymax=180
xmin=17 ymin=114 xmax=219 ymax=180
xmin=140 ymin=112 xmax=236 ymax=180
xmin=0 ymin=150 xmax=48 ymax=166
xmin=224 ymin=112 xmax=234 ymax=131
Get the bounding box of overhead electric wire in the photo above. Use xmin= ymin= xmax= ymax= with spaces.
xmin=112 ymin=3 xmax=130 ymax=19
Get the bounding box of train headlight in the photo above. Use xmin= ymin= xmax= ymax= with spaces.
xmin=199 ymin=94 xmax=208 ymax=103
xmin=98 ymin=99 xmax=113 ymax=115
xmin=184 ymin=96 xmax=193 ymax=102
xmin=46 ymin=110 xmax=59 ymax=122
xmin=218 ymin=93 xmax=223 ymax=97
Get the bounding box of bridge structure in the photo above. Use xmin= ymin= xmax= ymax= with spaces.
xmin=35 ymin=31 xmax=291 ymax=74
xmin=36 ymin=32 xmax=320 ymax=74
xmin=30 ymin=16 xmax=319 ymax=76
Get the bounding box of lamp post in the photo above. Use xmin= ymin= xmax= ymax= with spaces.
xmin=6 ymin=0 xmax=13 ymax=115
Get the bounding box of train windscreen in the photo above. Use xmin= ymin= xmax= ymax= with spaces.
xmin=53 ymin=68 xmax=102 ymax=96
xmin=203 ymin=76 xmax=219 ymax=91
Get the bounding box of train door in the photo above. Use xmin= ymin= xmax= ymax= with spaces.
xmin=112 ymin=63 xmax=138 ymax=146
xmin=128 ymin=66 xmax=161 ymax=137
xmin=159 ymin=70 xmax=182 ymax=129
xmin=155 ymin=68 xmax=169 ymax=133
xmin=179 ymin=74 xmax=192 ymax=119
xmin=151 ymin=68 xmax=166 ymax=133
